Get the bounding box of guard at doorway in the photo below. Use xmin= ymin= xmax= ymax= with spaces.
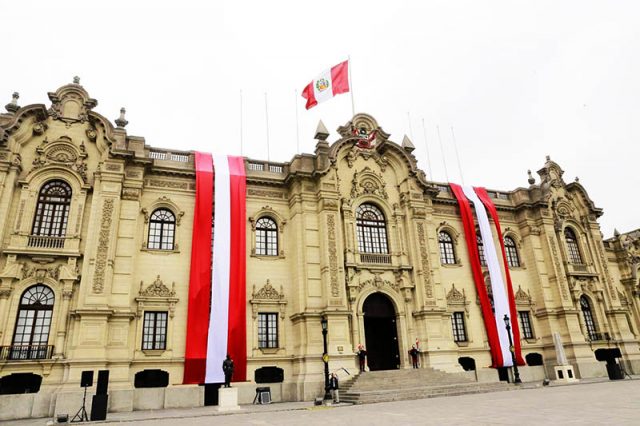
xmin=409 ymin=345 xmax=420 ymax=369
xmin=356 ymin=344 xmax=368 ymax=372
xmin=222 ymin=354 xmax=234 ymax=387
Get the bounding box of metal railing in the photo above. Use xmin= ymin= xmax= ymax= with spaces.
xmin=359 ymin=253 xmax=392 ymax=264
xmin=27 ymin=235 xmax=66 ymax=249
xmin=588 ymin=332 xmax=611 ymax=342
xmin=0 ymin=345 xmax=55 ymax=360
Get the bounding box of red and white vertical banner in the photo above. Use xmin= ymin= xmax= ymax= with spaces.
xmin=184 ymin=154 xmax=247 ymax=385
xmin=450 ymin=183 xmax=525 ymax=368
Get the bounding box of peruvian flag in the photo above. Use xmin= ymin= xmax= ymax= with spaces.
xmin=450 ymin=183 xmax=525 ymax=368
xmin=301 ymin=60 xmax=350 ymax=110
xmin=183 ymin=153 xmax=247 ymax=384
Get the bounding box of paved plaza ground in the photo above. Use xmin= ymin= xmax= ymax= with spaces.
xmin=8 ymin=379 xmax=640 ymax=425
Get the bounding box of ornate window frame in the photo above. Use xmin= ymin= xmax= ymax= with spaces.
xmin=503 ymin=230 xmax=525 ymax=269
xmin=563 ymin=225 xmax=585 ymax=265
xmin=141 ymin=197 xmax=184 ymax=254
xmin=355 ymin=202 xmax=389 ymax=254
xmin=249 ymin=206 xmax=286 ymax=259
xmin=250 ymin=280 xmax=287 ymax=354
xmin=437 ymin=222 xmax=461 ymax=266
xmin=446 ymin=284 xmax=470 ymax=346
xmin=134 ymin=276 xmax=179 ymax=356
xmin=514 ymin=285 xmax=536 ymax=343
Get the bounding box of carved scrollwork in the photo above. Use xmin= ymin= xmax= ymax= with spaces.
xmin=139 ymin=275 xmax=176 ymax=297
xmin=250 ymin=279 xmax=287 ymax=319
xmin=351 ymin=166 xmax=388 ymax=199
xmin=31 ymin=136 xmax=88 ymax=183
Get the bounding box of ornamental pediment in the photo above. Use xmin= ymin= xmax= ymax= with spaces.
xmin=351 ymin=166 xmax=388 ymax=199
xmin=31 ymin=136 xmax=88 ymax=182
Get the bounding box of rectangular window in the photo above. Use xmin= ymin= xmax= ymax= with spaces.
xmin=142 ymin=312 xmax=168 ymax=350
xmin=258 ymin=312 xmax=278 ymax=348
xmin=451 ymin=312 xmax=467 ymax=342
xmin=519 ymin=311 xmax=534 ymax=340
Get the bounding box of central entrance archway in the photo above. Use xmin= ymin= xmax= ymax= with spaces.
xmin=363 ymin=292 xmax=400 ymax=371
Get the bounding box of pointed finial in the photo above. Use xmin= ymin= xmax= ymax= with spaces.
xmin=115 ymin=107 xmax=128 ymax=128
xmin=613 ymin=228 xmax=620 ymax=238
xmin=527 ymin=169 xmax=535 ymax=185
xmin=545 ymin=155 xmax=551 ymax=162
xmin=5 ymin=92 xmax=20 ymax=113
xmin=575 ymin=176 xmax=580 ymax=182
xmin=73 ymin=76 xmax=80 ymax=84
xmin=402 ymin=134 xmax=415 ymax=152
xmin=314 ymin=120 xmax=329 ymax=141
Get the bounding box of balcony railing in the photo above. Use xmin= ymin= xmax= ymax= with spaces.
xmin=27 ymin=235 xmax=66 ymax=249
xmin=588 ymin=332 xmax=611 ymax=342
xmin=0 ymin=345 xmax=55 ymax=361
xmin=360 ymin=253 xmax=392 ymax=265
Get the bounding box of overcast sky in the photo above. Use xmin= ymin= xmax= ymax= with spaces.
xmin=2 ymin=1 xmax=638 ymax=237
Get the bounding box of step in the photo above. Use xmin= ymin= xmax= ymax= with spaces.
xmin=340 ymin=382 xmax=511 ymax=404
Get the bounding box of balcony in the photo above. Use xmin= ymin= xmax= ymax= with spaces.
xmin=359 ymin=253 xmax=392 ymax=265
xmin=588 ymin=332 xmax=611 ymax=342
xmin=0 ymin=345 xmax=55 ymax=361
xmin=27 ymin=235 xmax=66 ymax=249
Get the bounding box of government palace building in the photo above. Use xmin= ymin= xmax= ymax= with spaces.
xmin=0 ymin=80 xmax=639 ymax=419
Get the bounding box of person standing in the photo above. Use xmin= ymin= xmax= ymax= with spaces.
xmin=222 ymin=354 xmax=234 ymax=388
xmin=409 ymin=345 xmax=420 ymax=369
xmin=356 ymin=344 xmax=367 ymax=372
xmin=329 ymin=373 xmax=340 ymax=403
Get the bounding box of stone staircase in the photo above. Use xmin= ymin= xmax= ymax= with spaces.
xmin=339 ymin=367 xmax=511 ymax=404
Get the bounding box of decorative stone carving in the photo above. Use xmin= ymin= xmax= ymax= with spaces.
xmin=252 ymin=279 xmax=282 ymax=300
xmin=93 ymin=198 xmax=114 ymax=293
xmin=139 ymin=275 xmax=176 ymax=297
xmin=247 ymin=188 xmax=285 ymax=199
xmin=416 ymin=222 xmax=434 ymax=300
xmin=327 ymin=214 xmax=340 ymax=297
xmin=446 ymin=284 xmax=466 ymax=304
xmin=548 ymin=236 xmax=569 ymax=301
xmin=250 ymin=279 xmax=287 ymax=319
xmin=358 ymin=273 xmax=398 ymax=292
xmin=596 ymin=243 xmax=616 ymax=300
xmin=351 ymin=166 xmax=388 ymax=199
xmin=135 ymin=275 xmax=179 ymax=318
xmin=515 ymin=285 xmax=533 ymax=305
xmin=146 ymin=179 xmax=189 ymax=190
xmin=122 ymin=187 xmax=141 ymax=201
xmin=31 ymin=137 xmax=88 ymax=182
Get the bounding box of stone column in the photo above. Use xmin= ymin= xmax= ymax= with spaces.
xmin=0 ymin=157 xmax=20 ymax=247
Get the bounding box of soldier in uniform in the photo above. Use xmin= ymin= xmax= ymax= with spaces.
xmin=222 ymin=354 xmax=234 ymax=388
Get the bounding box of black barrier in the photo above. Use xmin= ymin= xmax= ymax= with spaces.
xmin=253 ymin=386 xmax=271 ymax=404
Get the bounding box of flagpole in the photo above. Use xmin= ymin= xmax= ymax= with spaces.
xmin=421 ymin=118 xmax=433 ymax=180
xmin=348 ymin=55 xmax=355 ymax=117
xmin=240 ymin=90 xmax=244 ymax=157
xmin=295 ymin=89 xmax=300 ymax=154
xmin=264 ymin=92 xmax=271 ymax=162
xmin=437 ymin=125 xmax=450 ymax=182
xmin=451 ymin=126 xmax=465 ymax=185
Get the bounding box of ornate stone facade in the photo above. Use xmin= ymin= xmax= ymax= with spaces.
xmin=1 ymin=82 xmax=639 ymax=419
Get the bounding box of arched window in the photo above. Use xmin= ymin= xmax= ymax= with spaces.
xmin=255 ymin=217 xmax=278 ymax=256
xmin=148 ymin=209 xmax=176 ymax=250
xmin=438 ymin=231 xmax=456 ymax=264
xmin=11 ymin=285 xmax=54 ymax=359
xmin=477 ymin=234 xmax=487 ymax=266
xmin=565 ymin=228 xmax=583 ymax=264
xmin=504 ymin=236 xmax=520 ymax=267
xmin=356 ymin=204 xmax=388 ymax=254
xmin=580 ymin=296 xmax=597 ymax=340
xmin=31 ymin=180 xmax=72 ymax=237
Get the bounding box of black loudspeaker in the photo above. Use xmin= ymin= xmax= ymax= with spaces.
xmin=255 ymin=366 xmax=284 ymax=383
xmin=96 ymin=370 xmax=109 ymax=395
xmin=80 ymin=371 xmax=94 ymax=388
xmin=90 ymin=394 xmax=108 ymax=421
xmin=610 ymin=348 xmax=622 ymax=358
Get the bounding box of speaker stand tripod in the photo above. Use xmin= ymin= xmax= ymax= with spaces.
xmin=71 ymin=385 xmax=89 ymax=422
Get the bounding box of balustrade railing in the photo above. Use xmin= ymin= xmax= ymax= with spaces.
xmin=0 ymin=345 xmax=55 ymax=360
xmin=359 ymin=253 xmax=392 ymax=264
xmin=27 ymin=235 xmax=66 ymax=249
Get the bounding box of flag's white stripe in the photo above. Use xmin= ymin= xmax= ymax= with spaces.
xmin=206 ymin=156 xmax=231 ymax=383
xmin=313 ymin=68 xmax=334 ymax=104
xmin=462 ymin=186 xmax=513 ymax=367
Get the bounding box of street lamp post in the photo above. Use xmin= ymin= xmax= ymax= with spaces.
xmin=503 ymin=314 xmax=522 ymax=384
xmin=321 ymin=316 xmax=331 ymax=401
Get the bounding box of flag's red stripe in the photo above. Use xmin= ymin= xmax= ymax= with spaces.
xmin=183 ymin=152 xmax=213 ymax=384
xmin=301 ymin=82 xmax=317 ymax=110
xmin=226 ymin=156 xmax=247 ymax=382
xmin=474 ymin=187 xmax=526 ymax=366
xmin=330 ymin=60 xmax=350 ymax=96
xmin=449 ymin=183 xmax=504 ymax=368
